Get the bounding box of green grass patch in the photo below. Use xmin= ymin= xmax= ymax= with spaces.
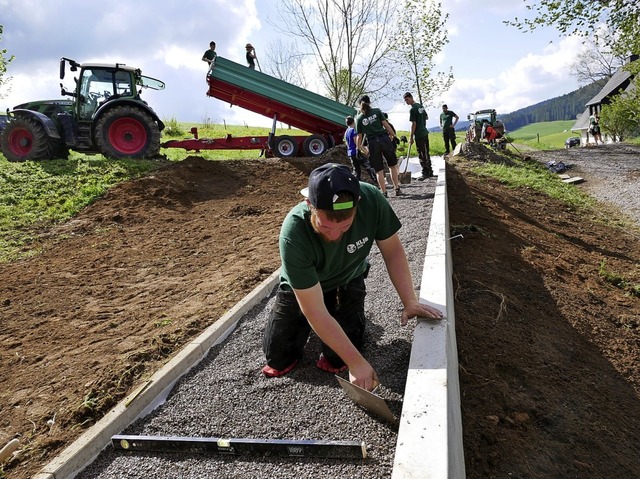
xmin=470 ymin=155 xmax=595 ymax=210
xmin=0 ymin=155 xmax=165 ymax=262
xmin=599 ymin=260 xmax=640 ymax=297
xmin=506 ymin=120 xmax=578 ymax=150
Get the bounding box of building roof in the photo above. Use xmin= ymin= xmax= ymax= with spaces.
xmin=585 ymin=61 xmax=637 ymax=106
xmin=572 ymin=107 xmax=591 ymax=131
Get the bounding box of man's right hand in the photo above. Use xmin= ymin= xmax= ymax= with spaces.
xmin=348 ymin=358 xmax=379 ymax=391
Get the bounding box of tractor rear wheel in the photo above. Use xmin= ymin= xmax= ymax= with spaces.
xmin=302 ymin=134 xmax=329 ymax=157
xmin=0 ymin=117 xmax=55 ymax=162
xmin=271 ymin=135 xmax=298 ymax=158
xmin=94 ymin=105 xmax=160 ymax=159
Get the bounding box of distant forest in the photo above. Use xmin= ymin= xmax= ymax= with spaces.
xmin=499 ymin=79 xmax=608 ymax=130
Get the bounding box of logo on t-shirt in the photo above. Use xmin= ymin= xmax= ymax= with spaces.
xmin=362 ymin=114 xmax=378 ymax=126
xmin=347 ymin=236 xmax=370 ymax=253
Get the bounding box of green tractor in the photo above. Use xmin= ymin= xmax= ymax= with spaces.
xmin=465 ymin=109 xmax=505 ymax=142
xmin=1 ymin=57 xmax=165 ymax=162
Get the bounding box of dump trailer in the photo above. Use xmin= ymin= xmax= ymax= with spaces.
xmin=162 ymin=57 xmax=355 ymax=158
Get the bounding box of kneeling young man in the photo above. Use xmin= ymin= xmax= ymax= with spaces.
xmin=262 ymin=163 xmax=442 ymax=390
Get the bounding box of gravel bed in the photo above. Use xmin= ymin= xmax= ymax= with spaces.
xmin=77 ymin=175 xmax=437 ymax=479
xmin=527 ymin=143 xmax=640 ymax=226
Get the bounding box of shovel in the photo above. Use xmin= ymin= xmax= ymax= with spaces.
xmin=399 ymin=143 xmax=412 ymax=184
xmin=336 ymin=376 xmax=398 ymax=425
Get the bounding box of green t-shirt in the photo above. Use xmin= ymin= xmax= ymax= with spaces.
xmin=279 ymin=182 xmax=401 ymax=292
xmin=409 ymin=103 xmax=429 ymax=139
xmin=203 ymin=49 xmax=217 ymax=62
xmin=440 ymin=110 xmax=457 ymax=129
xmin=355 ymin=107 xmax=387 ymax=137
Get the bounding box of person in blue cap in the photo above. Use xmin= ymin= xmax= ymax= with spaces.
xmin=262 ymin=163 xmax=442 ymax=390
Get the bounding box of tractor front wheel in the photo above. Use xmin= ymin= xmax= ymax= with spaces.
xmin=0 ymin=117 xmax=55 ymax=162
xmin=94 ymin=106 xmax=160 ymax=159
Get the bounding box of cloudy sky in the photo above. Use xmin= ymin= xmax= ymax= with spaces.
xmin=0 ymin=0 xmax=587 ymax=132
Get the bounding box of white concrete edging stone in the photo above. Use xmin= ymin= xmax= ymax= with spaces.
xmin=392 ymin=156 xmax=466 ymax=478
xmin=33 ymin=270 xmax=281 ymax=479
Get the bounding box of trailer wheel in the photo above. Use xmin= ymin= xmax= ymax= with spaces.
xmin=0 ymin=117 xmax=55 ymax=162
xmin=272 ymin=135 xmax=298 ymax=158
xmin=302 ymin=135 xmax=329 ymax=157
xmin=95 ymin=105 xmax=161 ymax=159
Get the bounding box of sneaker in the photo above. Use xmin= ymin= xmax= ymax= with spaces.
xmin=316 ymin=354 xmax=348 ymax=374
xmin=383 ymin=190 xmax=388 ymax=198
xmin=418 ymin=171 xmax=434 ymax=181
xmin=395 ymin=187 xmax=402 ymax=196
xmin=261 ymin=359 xmax=299 ymax=378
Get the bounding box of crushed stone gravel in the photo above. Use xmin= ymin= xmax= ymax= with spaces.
xmin=77 ymin=174 xmax=438 ymax=479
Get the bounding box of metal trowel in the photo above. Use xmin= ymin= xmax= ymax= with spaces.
xmin=335 ymin=376 xmax=398 ymax=425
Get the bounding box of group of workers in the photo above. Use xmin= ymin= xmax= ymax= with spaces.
xmin=201 ymin=40 xmax=449 ymax=391
xmin=202 ymin=41 xmax=257 ymax=71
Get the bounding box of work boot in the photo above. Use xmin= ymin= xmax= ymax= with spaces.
xmin=418 ymin=170 xmax=434 ymax=181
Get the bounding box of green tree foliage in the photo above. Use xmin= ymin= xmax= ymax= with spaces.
xmin=391 ymin=0 xmax=453 ymax=106
xmin=507 ymin=1 xmax=640 ymax=56
xmin=0 ymin=25 xmax=15 ymax=99
xmin=599 ymin=77 xmax=640 ymax=140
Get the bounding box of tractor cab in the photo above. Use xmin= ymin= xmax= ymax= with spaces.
xmin=59 ymin=58 xmax=165 ymax=121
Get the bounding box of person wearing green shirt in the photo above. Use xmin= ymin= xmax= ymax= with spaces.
xmin=403 ymin=92 xmax=434 ymax=180
xmin=439 ymin=104 xmax=459 ymax=155
xmin=202 ymin=41 xmax=217 ymax=72
xmin=354 ymin=95 xmax=402 ymax=197
xmin=261 ymin=163 xmax=443 ymax=391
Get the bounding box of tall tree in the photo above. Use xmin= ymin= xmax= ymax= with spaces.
xmin=391 ymin=0 xmax=453 ymax=106
xmin=264 ymin=38 xmax=308 ymax=89
xmin=570 ymin=42 xmax=625 ymax=85
xmin=0 ymin=25 xmax=15 ymax=99
xmin=273 ymin=0 xmax=398 ymax=106
xmin=507 ymin=1 xmax=640 ymax=56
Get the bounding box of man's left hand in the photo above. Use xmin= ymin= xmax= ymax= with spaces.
xmin=400 ymin=300 xmax=443 ymax=326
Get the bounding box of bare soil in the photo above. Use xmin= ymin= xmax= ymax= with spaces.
xmin=1 ymin=145 xmax=639 ymax=478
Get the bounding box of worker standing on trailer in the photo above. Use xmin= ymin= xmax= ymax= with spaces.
xmin=202 ymin=41 xmax=217 ymax=69
xmin=261 ymin=163 xmax=443 ymax=391
xmin=403 ymin=92 xmax=434 ymax=180
xmin=245 ymin=43 xmax=257 ymax=69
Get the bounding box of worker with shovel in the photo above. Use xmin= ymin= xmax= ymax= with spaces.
xmin=261 ymin=164 xmax=443 ymax=391
xmin=245 ymin=43 xmax=257 ymax=70
xmin=403 ymin=92 xmax=434 ymax=180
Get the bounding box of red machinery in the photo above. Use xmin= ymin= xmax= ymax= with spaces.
xmin=162 ymin=57 xmax=355 ymax=158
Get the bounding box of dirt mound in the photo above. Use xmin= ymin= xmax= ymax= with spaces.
xmin=2 ymin=144 xmax=639 ymax=478
xmin=459 ymin=140 xmax=518 ymax=165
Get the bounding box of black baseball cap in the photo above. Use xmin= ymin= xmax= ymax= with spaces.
xmin=301 ymin=163 xmax=360 ymax=211
xmin=403 ymin=92 xmax=412 ymax=98
xmin=359 ymin=94 xmax=371 ymax=104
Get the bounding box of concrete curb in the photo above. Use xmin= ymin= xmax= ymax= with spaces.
xmin=33 ymin=270 xmax=281 ymax=479
xmin=393 ymin=156 xmax=465 ymax=478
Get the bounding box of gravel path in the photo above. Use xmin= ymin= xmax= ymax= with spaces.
xmin=77 ymin=174 xmax=437 ymax=479
xmin=528 ymin=143 xmax=640 ymax=226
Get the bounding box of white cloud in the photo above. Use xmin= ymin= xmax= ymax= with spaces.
xmin=1 ymin=0 xmax=587 ymax=133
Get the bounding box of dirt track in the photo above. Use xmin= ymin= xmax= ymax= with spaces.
xmin=1 ymin=144 xmax=639 ymax=478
